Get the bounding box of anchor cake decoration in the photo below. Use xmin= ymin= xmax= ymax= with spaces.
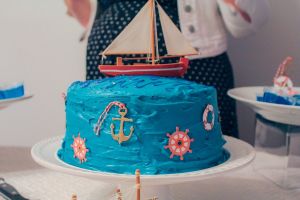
xmin=94 ymin=101 xmax=134 ymax=144
xmin=71 ymin=133 xmax=89 ymax=163
xmin=111 ymin=107 xmax=135 ymax=144
xmin=164 ymin=127 xmax=194 ymax=160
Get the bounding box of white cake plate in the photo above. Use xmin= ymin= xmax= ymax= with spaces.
xmin=228 ymin=87 xmax=300 ymax=126
xmin=0 ymin=94 xmax=33 ymax=110
xmin=31 ymin=136 xmax=254 ymax=200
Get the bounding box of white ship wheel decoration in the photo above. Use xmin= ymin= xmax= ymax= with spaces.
xmin=203 ymin=104 xmax=215 ymax=131
xmin=94 ymin=101 xmax=134 ymax=144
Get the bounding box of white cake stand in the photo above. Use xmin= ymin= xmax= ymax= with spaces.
xmin=31 ymin=136 xmax=254 ymax=200
xmin=0 ymin=94 xmax=33 ymax=110
xmin=228 ymin=87 xmax=300 ymax=126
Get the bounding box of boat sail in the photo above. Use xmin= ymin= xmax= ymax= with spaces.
xmin=99 ymin=0 xmax=198 ymax=77
xmin=157 ymin=4 xmax=197 ymax=56
xmin=101 ymin=1 xmax=152 ymax=57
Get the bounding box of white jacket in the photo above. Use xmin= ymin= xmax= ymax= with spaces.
xmin=177 ymin=0 xmax=270 ymax=59
xmin=88 ymin=0 xmax=270 ymax=59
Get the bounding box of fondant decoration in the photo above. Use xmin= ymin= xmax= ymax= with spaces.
xmin=58 ymin=76 xmax=229 ymax=174
xmin=273 ymin=56 xmax=297 ymax=96
xmin=257 ymin=56 xmax=300 ymax=106
xmin=165 ymin=127 xmax=194 ymax=160
xmin=111 ymin=107 xmax=134 ymax=144
xmin=274 ymin=76 xmax=294 ymax=94
xmin=94 ymin=101 xmax=126 ymax=135
xmin=94 ymin=101 xmax=134 ymax=144
xmin=98 ymin=0 xmax=198 ymax=77
xmin=71 ymin=133 xmax=89 ymax=163
xmin=203 ymin=104 xmax=215 ymax=131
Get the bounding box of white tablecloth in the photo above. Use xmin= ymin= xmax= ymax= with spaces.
xmin=0 ymin=147 xmax=300 ymax=200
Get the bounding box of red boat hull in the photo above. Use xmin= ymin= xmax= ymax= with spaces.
xmin=99 ymin=57 xmax=189 ymax=77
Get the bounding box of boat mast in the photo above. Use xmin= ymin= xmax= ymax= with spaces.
xmin=149 ymin=0 xmax=156 ymax=65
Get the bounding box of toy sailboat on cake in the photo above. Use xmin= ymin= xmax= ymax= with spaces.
xmin=99 ymin=0 xmax=198 ymax=77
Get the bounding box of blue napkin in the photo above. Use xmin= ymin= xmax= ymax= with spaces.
xmin=0 ymin=83 xmax=24 ymax=100
xmin=257 ymin=90 xmax=300 ymax=106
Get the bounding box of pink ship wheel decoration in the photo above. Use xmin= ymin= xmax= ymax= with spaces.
xmin=164 ymin=127 xmax=194 ymax=160
xmin=203 ymin=104 xmax=215 ymax=131
xmin=71 ymin=133 xmax=89 ymax=163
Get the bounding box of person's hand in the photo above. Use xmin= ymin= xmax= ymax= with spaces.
xmin=64 ymin=0 xmax=91 ymax=28
xmin=223 ymin=0 xmax=252 ymax=23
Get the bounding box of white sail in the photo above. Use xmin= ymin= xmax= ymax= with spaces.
xmin=157 ymin=3 xmax=198 ymax=56
xmin=101 ymin=1 xmax=152 ymax=56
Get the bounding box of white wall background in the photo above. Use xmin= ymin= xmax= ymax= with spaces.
xmin=228 ymin=0 xmax=300 ymax=144
xmin=0 ymin=0 xmax=300 ymax=146
xmin=0 ymin=0 xmax=85 ymax=146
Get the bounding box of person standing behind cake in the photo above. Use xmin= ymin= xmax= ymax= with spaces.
xmin=64 ymin=0 xmax=270 ymax=138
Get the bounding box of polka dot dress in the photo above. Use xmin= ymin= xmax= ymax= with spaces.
xmin=184 ymin=54 xmax=238 ymax=137
xmin=86 ymin=0 xmax=238 ymax=137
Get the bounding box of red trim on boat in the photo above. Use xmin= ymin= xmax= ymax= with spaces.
xmin=99 ymin=57 xmax=189 ymax=77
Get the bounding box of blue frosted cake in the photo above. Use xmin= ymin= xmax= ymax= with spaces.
xmin=58 ymin=76 xmax=229 ymax=174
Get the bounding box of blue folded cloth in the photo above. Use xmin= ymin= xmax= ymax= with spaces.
xmin=257 ymin=89 xmax=300 ymax=106
xmin=0 ymin=83 xmax=24 ymax=100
